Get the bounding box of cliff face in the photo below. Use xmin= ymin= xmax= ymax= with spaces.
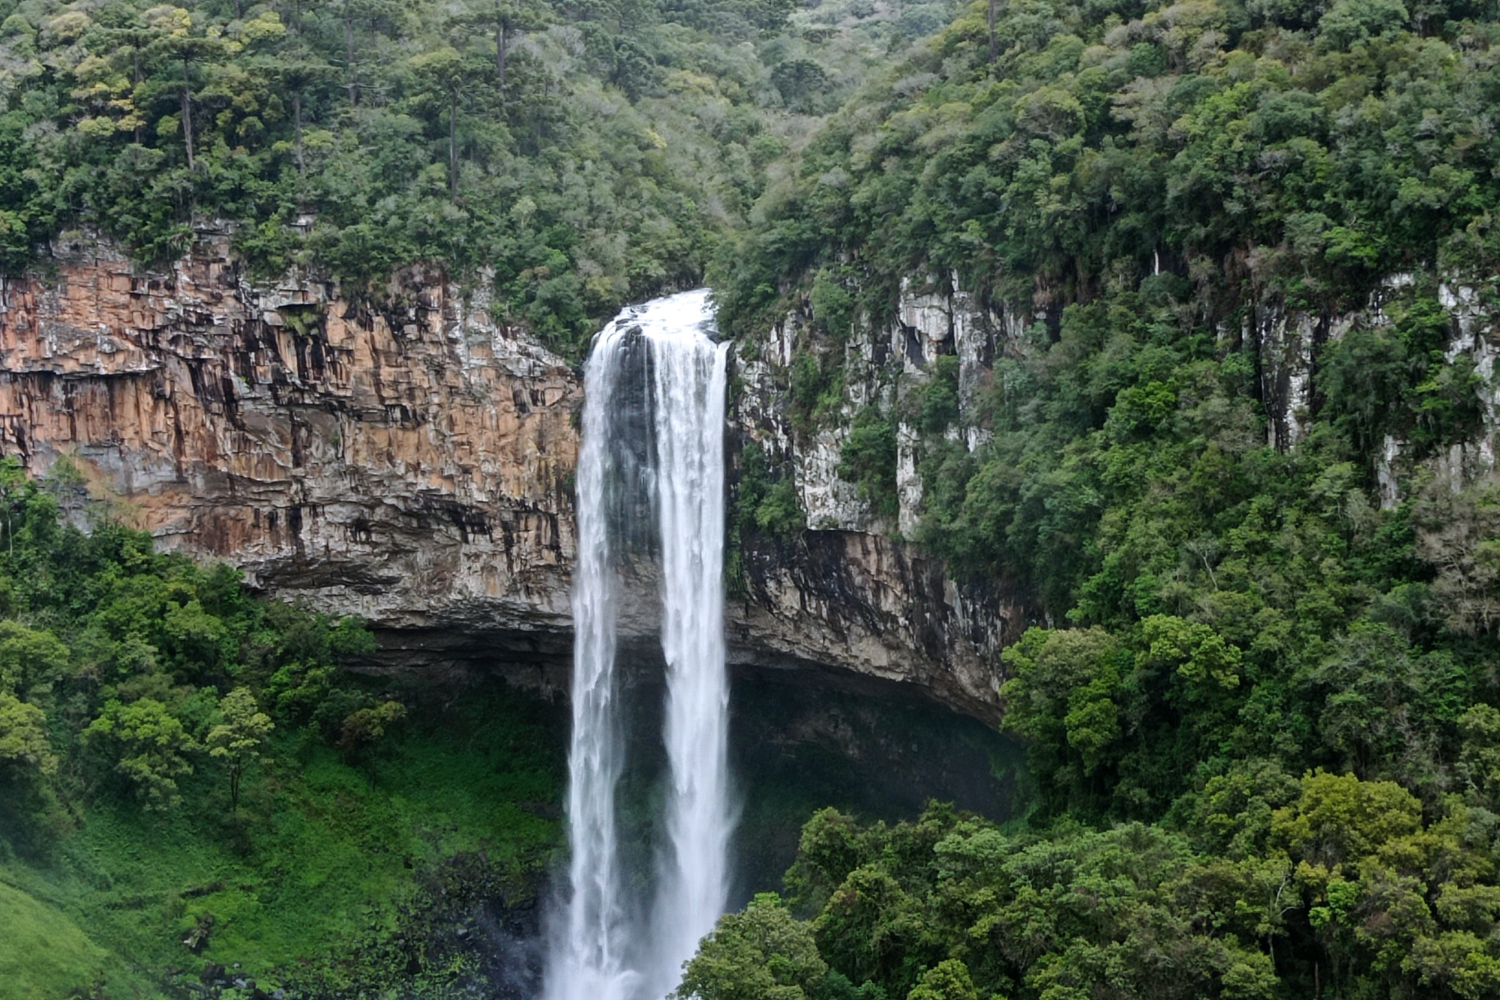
xmin=731 ymin=268 xmax=1500 ymax=720
xmin=0 ymin=235 xmax=1017 ymax=720
xmin=728 ymin=530 xmax=1015 ymax=722
xmin=0 ymin=232 xmax=580 ymax=668
xmin=34 ymin=236 xmax=1484 ymax=725
xmin=732 ymin=278 xmax=1030 ymax=721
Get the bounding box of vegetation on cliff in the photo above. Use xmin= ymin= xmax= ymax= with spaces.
xmin=693 ymin=2 xmax=1500 ymax=999
xmin=8 ymin=0 xmax=1500 ymax=995
xmin=715 ymin=0 xmax=1500 ymax=333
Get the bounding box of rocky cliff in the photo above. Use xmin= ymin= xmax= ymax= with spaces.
xmin=0 ymin=234 xmax=1020 ymax=721
xmin=0 ymin=230 xmax=580 ymax=677
xmin=730 ymin=266 xmax=1500 ymax=720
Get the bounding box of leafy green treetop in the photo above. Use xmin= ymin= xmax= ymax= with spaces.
xmin=84 ymin=697 xmax=199 ymax=810
xmin=0 ymin=619 xmax=70 ymax=701
xmin=206 ymin=686 xmax=273 ymax=813
xmin=904 ymin=961 xmax=977 ymax=1000
xmin=337 ymin=698 xmax=406 ymax=767
xmin=674 ymin=893 xmax=828 ymax=1000
xmin=0 ymin=691 xmax=57 ymax=783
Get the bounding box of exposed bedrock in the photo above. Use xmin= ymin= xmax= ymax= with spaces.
xmin=0 ymin=235 xmax=1017 ymax=721
xmin=0 ymin=232 xmax=579 ymax=645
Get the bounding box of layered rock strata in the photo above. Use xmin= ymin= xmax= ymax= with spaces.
xmin=731 ymin=268 xmax=1500 ymax=719
xmin=0 ymin=236 xmax=1019 ymax=720
xmin=0 ymin=232 xmax=579 ymax=662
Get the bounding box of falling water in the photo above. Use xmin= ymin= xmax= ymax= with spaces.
xmin=647 ymin=295 xmax=734 ymax=1000
xmin=548 ymin=303 xmax=632 ymax=1000
xmin=547 ymin=289 xmax=734 ymax=1000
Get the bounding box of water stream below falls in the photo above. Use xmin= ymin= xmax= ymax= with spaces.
xmin=546 ymin=290 xmax=734 ymax=1000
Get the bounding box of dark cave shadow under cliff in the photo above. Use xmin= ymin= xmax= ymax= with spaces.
xmin=723 ymin=663 xmax=1029 ymax=902
xmin=366 ymin=631 xmax=1030 ymax=900
xmin=427 ymin=635 xmax=1028 ymax=904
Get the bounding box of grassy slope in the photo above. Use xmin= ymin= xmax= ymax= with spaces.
xmin=0 ymin=881 xmax=109 ymax=1000
xmin=0 ymin=683 xmax=563 ymax=999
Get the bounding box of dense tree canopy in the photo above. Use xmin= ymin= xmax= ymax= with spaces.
xmin=715 ymin=0 xmax=1500 ymax=335
xmin=694 ymin=3 xmax=1500 ymax=999
xmin=0 ymin=456 xmax=379 ymax=837
xmin=9 ymin=0 xmax=1500 ymax=996
xmin=685 ymin=788 xmax=1500 ymax=1000
xmin=0 ymin=0 xmax=953 ymax=354
xmin=714 ymin=0 xmax=1500 ymax=821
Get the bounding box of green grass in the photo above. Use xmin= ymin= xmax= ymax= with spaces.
xmin=0 ymin=682 xmax=564 ymax=998
xmin=0 ymin=880 xmax=110 ymax=1000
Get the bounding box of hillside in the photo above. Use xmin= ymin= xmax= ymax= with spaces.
xmin=0 ymin=0 xmax=952 ymax=354
xmin=697 ymin=2 xmax=1500 ymax=998
xmin=6 ymin=0 xmax=1500 ymax=998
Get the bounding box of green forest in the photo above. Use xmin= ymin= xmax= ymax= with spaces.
xmin=0 ymin=458 xmax=564 ymax=998
xmin=705 ymin=0 xmax=1500 ymax=998
xmin=6 ymin=0 xmax=1500 ymax=997
xmin=0 ymin=0 xmax=946 ymax=353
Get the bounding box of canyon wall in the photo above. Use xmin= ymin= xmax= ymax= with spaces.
xmin=0 ymin=230 xmax=580 ymax=674
xmin=729 ymin=267 xmax=1500 ymax=720
xmin=0 ymin=235 xmax=1018 ymax=721
xmin=16 ymin=239 xmax=1488 ymax=723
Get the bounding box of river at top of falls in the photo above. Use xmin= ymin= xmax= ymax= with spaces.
xmin=546 ymin=288 xmax=734 ymax=1000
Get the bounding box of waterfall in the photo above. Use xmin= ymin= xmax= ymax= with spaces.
xmin=547 ymin=289 xmax=734 ymax=1000
xmin=647 ymin=296 xmax=733 ymax=999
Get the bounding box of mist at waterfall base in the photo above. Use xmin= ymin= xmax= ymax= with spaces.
xmin=546 ymin=290 xmax=735 ymax=1000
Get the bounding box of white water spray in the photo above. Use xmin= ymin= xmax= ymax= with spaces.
xmin=647 ymin=297 xmax=733 ymax=999
xmin=547 ymin=289 xmax=734 ymax=1000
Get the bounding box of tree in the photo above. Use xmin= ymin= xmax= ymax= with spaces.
xmin=812 ymin=865 xmax=924 ymax=989
xmin=142 ymin=5 xmax=221 ymax=172
xmin=406 ymin=45 xmax=478 ymax=199
xmin=771 ymin=58 xmax=830 ymax=114
xmin=338 ymin=0 xmax=402 ymax=107
xmin=42 ymin=454 xmax=88 ymax=525
xmin=0 ymin=620 xmax=70 ymax=700
xmin=1415 ymin=481 xmax=1500 ymax=635
xmin=84 ymin=698 xmax=199 ymax=810
xmin=1000 ymin=627 xmax=1126 ymax=795
xmin=674 ymin=893 xmax=828 ymax=1000
xmin=462 ymin=0 xmax=548 ymax=92
xmin=207 ymin=687 xmax=273 ymax=813
xmin=161 ymin=596 xmax=229 ymax=676
xmin=92 ymin=19 xmax=161 ymax=144
xmin=986 ymin=0 xmax=996 ymax=66
xmin=0 ymin=691 xmax=56 ymax=785
xmin=266 ymin=47 xmax=337 ymax=180
xmin=1318 ymin=0 xmax=1411 ymax=49
xmin=838 ymin=409 xmax=897 ymax=518
xmin=1271 ymin=771 xmax=1422 ymax=869
xmin=906 ymin=960 xmax=976 ymax=1000
xmin=336 ymin=698 xmax=405 ymax=766
xmin=0 ymin=454 xmax=28 ymax=557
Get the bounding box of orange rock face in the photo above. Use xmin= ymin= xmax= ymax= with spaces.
xmin=0 ymin=235 xmax=581 ymax=646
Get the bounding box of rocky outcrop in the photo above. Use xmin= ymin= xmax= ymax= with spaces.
xmin=729 ymin=262 xmax=1500 ymax=719
xmin=731 ymin=274 xmax=1032 ymax=719
xmin=0 ymin=235 xmax=1020 ymax=721
xmin=728 ymin=531 xmax=1015 ymax=722
xmin=0 ymin=230 xmax=580 ymax=654
xmin=1251 ymin=272 xmax=1500 ymax=507
xmin=729 ymin=264 xmax=1500 ymax=719
xmin=8 ymin=233 xmax=1498 ymax=724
